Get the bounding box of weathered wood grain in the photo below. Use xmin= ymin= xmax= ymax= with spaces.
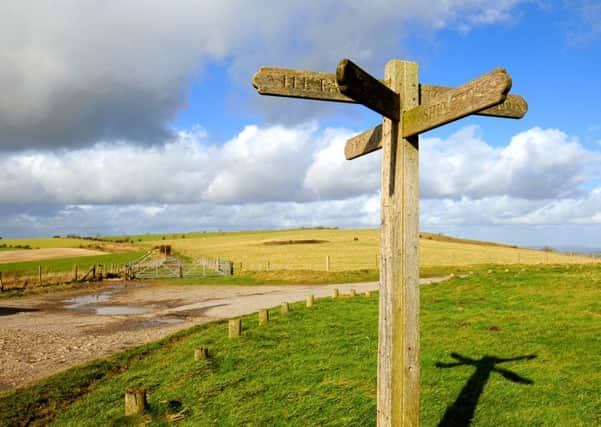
xmin=336 ymin=59 xmax=400 ymax=120
xmin=252 ymin=67 xmax=355 ymax=102
xmin=421 ymin=85 xmax=527 ymax=119
xmin=403 ymin=68 xmax=512 ymax=137
xmin=228 ymin=319 xmax=241 ymax=338
xmin=258 ymin=309 xmax=269 ymax=325
xmin=378 ymin=60 xmax=420 ymax=427
xmin=124 ymin=388 xmax=147 ymax=416
xmin=345 ymin=125 xmax=383 ymax=160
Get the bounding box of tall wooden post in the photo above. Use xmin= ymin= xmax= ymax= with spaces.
xmin=252 ymin=57 xmax=525 ymax=427
xmin=378 ymin=60 xmax=420 ymax=427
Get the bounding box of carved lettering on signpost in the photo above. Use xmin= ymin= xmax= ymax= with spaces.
xmin=403 ymin=68 xmax=512 ymax=137
xmin=253 ymin=67 xmax=354 ymax=102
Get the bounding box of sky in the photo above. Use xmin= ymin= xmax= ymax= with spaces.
xmin=1 ymin=1 xmax=601 ymax=249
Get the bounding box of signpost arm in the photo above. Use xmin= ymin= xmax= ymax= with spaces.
xmin=378 ymin=60 xmax=420 ymax=426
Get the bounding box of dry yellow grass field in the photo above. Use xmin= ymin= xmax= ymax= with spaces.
xmin=144 ymin=228 xmax=598 ymax=271
xmin=0 ymin=248 xmax=106 ymax=264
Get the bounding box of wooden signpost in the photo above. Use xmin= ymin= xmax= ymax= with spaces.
xmin=253 ymin=59 xmax=527 ymax=426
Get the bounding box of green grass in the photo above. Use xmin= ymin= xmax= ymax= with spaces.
xmin=0 ymin=252 xmax=146 ymax=275
xmin=1 ymin=265 xmax=600 ymax=426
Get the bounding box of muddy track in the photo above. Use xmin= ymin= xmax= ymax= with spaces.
xmin=0 ymin=277 xmax=449 ymax=392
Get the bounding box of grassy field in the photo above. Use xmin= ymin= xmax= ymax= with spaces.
xmin=133 ymin=228 xmax=597 ymax=271
xmin=2 ymin=264 xmax=599 ymax=426
xmin=0 ymin=252 xmax=146 ymax=294
xmin=0 ymin=252 xmax=146 ymax=274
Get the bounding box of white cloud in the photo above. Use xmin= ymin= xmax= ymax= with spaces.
xmin=303 ymin=128 xmax=381 ymax=199
xmin=1 ymin=123 xmax=599 ymax=208
xmin=203 ymin=124 xmax=316 ymax=203
xmin=0 ymin=123 xmax=330 ymax=206
xmin=421 ymin=126 xmax=600 ymax=200
xmin=0 ymin=196 xmax=381 ymax=238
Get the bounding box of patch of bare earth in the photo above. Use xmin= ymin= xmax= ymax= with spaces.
xmin=0 ymin=276 xmax=450 ymax=392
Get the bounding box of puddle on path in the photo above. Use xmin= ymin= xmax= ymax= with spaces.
xmin=62 ymin=289 xmax=149 ymax=315
xmin=95 ymin=306 xmax=149 ymax=315
xmin=63 ymin=292 xmax=113 ymax=309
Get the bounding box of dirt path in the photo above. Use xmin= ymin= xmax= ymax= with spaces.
xmin=0 ymin=277 xmax=449 ymax=392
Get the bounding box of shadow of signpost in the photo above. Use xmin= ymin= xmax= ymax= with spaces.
xmin=435 ymin=352 xmax=537 ymax=427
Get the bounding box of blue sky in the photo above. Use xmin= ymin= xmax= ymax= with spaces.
xmin=1 ymin=1 xmax=601 ymax=249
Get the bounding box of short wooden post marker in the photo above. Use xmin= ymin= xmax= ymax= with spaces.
xmin=228 ymin=319 xmax=242 ymax=338
xmin=332 ymin=288 xmax=339 ymax=298
xmin=306 ymin=294 xmax=314 ymax=308
xmin=194 ymin=347 xmax=209 ymax=360
xmin=281 ymin=302 xmax=289 ymax=314
xmin=124 ymin=388 xmax=147 ymax=416
xmin=258 ymin=309 xmax=269 ymax=325
xmin=349 ymin=288 xmax=356 ymax=297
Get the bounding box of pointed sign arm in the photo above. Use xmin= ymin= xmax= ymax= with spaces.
xmin=402 ymin=67 xmax=512 ymax=137
xmin=422 ymin=85 xmax=527 ymax=119
xmin=252 ymin=67 xmax=355 ymax=103
xmin=335 ymin=58 xmax=400 ymax=120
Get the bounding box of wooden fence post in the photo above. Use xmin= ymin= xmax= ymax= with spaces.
xmin=326 ymin=255 xmax=331 ymax=272
xmin=350 ymin=288 xmax=356 ymax=297
xmin=281 ymin=302 xmax=289 ymax=314
xmin=258 ymin=309 xmax=269 ymax=325
xmin=228 ymin=319 xmax=242 ymax=338
xmin=124 ymin=389 xmax=147 ymax=415
xmin=38 ymin=265 xmax=42 ymax=287
xmin=332 ymin=288 xmax=339 ymax=298
xmin=0 ymin=271 xmax=3 ymax=292
xmin=306 ymin=294 xmax=314 ymax=308
xmin=194 ymin=347 xmax=209 ymax=360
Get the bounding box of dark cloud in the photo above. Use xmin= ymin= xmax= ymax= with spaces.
xmin=0 ymin=1 xmax=526 ymax=150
